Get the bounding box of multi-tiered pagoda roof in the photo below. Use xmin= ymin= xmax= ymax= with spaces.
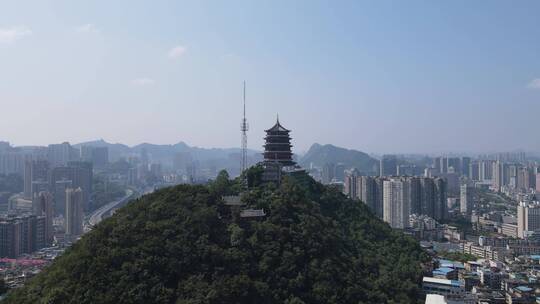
xmin=263 ymin=118 xmax=295 ymax=166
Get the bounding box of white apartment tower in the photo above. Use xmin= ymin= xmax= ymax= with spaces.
xmin=460 ymin=184 xmax=472 ymax=215
xmin=517 ymin=201 xmax=540 ymax=238
xmin=383 ymin=178 xmax=410 ymax=229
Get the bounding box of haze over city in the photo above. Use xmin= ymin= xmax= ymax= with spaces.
xmin=2 ymin=0 xmax=540 ymax=154
xmin=7 ymin=2 xmax=540 ymax=303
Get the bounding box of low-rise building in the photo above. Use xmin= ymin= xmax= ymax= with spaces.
xmin=460 ymin=241 xmax=510 ymax=262
xmin=478 ymin=268 xmax=507 ymax=290
xmin=422 ymin=277 xmax=464 ymax=296
xmin=433 ymin=267 xmax=458 ymax=280
xmin=501 ymin=223 xmax=518 ymax=238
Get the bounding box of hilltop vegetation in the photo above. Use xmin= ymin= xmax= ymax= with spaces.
xmin=299 ymin=143 xmax=378 ymax=173
xmin=5 ymin=168 xmax=427 ymax=304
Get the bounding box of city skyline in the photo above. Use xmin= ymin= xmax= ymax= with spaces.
xmin=2 ymin=1 xmax=540 ymax=154
xmin=0 ymin=137 xmax=536 ymax=158
xmin=4 ymin=2 xmax=540 ymax=301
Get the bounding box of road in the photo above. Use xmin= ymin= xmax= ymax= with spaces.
xmin=87 ymin=189 xmax=134 ymax=228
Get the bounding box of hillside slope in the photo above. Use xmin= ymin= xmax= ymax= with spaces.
xmin=299 ymin=143 xmax=378 ymax=173
xmin=5 ymin=170 xmax=427 ymax=304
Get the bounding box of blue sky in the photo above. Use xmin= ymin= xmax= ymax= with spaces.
xmin=1 ymin=0 xmax=540 ymax=154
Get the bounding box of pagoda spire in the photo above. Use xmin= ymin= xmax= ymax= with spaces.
xmin=263 ymin=118 xmax=295 ymax=166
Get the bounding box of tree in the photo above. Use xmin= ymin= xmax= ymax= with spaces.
xmin=5 ymin=172 xmax=427 ymax=304
xmin=210 ymin=170 xmax=231 ymax=195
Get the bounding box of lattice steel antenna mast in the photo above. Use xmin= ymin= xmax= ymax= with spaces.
xmin=241 ymin=81 xmax=249 ymax=174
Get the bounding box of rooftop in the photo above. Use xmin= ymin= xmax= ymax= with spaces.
xmin=516 ymin=286 xmax=533 ymax=292
xmin=438 ymin=259 xmax=464 ymax=269
xmin=240 ymin=209 xmax=266 ymax=218
xmin=433 ymin=267 xmax=455 ymax=275
xmin=265 ymin=118 xmax=290 ymax=133
xmin=423 ymin=277 xmax=462 ymax=287
xmin=222 ymin=196 xmax=244 ymax=206
xmin=425 ymin=294 xmax=446 ymax=304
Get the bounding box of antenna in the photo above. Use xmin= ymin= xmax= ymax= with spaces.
xmin=241 ymin=81 xmax=249 ymax=175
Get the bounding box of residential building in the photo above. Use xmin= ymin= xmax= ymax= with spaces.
xmin=517 ymin=201 xmax=540 ymax=238
xmin=35 ymin=192 xmax=54 ymax=245
xmin=343 ymin=168 xmax=359 ymax=199
xmin=460 ymin=184 xmax=472 ymax=215
xmin=383 ymin=178 xmax=410 ymax=229
xmin=461 ymin=157 xmax=471 ymax=178
xmin=65 ymin=188 xmax=84 ymax=237
xmin=23 ymin=160 xmax=50 ymax=199
xmin=380 ymin=155 xmax=397 ymax=176
xmin=422 ymin=277 xmax=464 ymax=297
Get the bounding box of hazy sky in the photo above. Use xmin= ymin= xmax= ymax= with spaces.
xmin=1 ymin=1 xmax=540 ymax=154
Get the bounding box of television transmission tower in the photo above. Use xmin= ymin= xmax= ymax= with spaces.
xmin=241 ymin=81 xmax=249 ymax=174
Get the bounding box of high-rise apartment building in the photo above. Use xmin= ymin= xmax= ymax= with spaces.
xmin=54 ymin=179 xmax=72 ymax=215
xmin=79 ymin=146 xmax=93 ymax=163
xmin=372 ymin=177 xmax=385 ymax=218
xmin=516 ymin=167 xmax=535 ymax=191
xmin=433 ymin=157 xmax=442 ymax=175
xmin=418 ymin=177 xmax=447 ymax=221
xmin=12 ymin=215 xmax=44 ymax=256
xmin=447 ymin=157 xmax=460 ymax=175
xmin=492 ymin=161 xmax=504 ymax=192
xmin=0 ymin=214 xmax=46 ymax=258
xmin=517 ymin=202 xmax=540 ymax=238
xmin=346 ymin=175 xmax=446 ymax=222
xmin=49 ymin=161 xmax=93 ymax=212
xmin=397 ymin=164 xmax=419 ymax=176
xmin=479 ymin=160 xmax=495 ymax=181
xmin=65 ymin=188 xmax=84 ymax=237
xmin=433 ymin=178 xmax=447 ymax=221
xmin=24 ymin=160 xmax=50 ymax=199
xmin=460 ymin=184 xmax=472 ymax=215
xmin=353 ymin=176 xmax=384 ymax=218
xmin=36 ymin=191 xmax=54 ymax=245
xmin=439 ymin=157 xmax=448 ymax=174
xmin=419 ymin=178 xmax=435 ymax=217
xmin=380 ymin=155 xmax=397 ymax=177
xmin=0 ymin=151 xmax=29 ymax=176
xmin=80 ymin=146 xmax=109 ymax=168
xmin=461 ymin=157 xmax=471 ymax=178
xmin=344 ymin=169 xmax=359 ymax=199
xmin=383 ymin=178 xmax=410 ymax=229
xmin=0 ymin=219 xmax=20 ymax=258
xmin=408 ymin=177 xmax=421 ymax=215
xmin=67 ymin=161 xmax=93 ymax=211
xmin=47 ymin=142 xmax=78 ymax=167
xmin=469 ymin=161 xmax=480 ymax=181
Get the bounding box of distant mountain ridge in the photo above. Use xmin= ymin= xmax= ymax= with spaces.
xmin=74 ymin=139 xmax=260 ymax=159
xmin=299 ymin=143 xmax=378 ymax=173
xmin=74 ymin=140 xmax=377 ymax=174
xmin=73 ymin=139 xmax=262 ymax=173
xmin=73 ymin=139 xmax=131 ymax=159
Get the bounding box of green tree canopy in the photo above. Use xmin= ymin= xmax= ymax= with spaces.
xmin=5 ymin=171 xmax=428 ymax=304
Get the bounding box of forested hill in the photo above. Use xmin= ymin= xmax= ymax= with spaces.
xmin=299 ymin=143 xmax=378 ymax=173
xmin=5 ymin=168 xmax=428 ymax=304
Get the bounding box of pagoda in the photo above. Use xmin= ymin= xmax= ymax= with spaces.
xmin=263 ymin=117 xmax=295 ymax=166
